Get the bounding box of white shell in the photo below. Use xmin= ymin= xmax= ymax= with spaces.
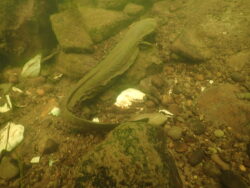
xmin=115 ymin=88 xmax=145 ymax=109
xmin=21 ymin=54 xmax=42 ymax=78
xmin=0 ymin=122 xmax=24 ymax=153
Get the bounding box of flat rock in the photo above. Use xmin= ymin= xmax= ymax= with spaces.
xmin=55 ymin=52 xmax=98 ymax=79
xmin=0 ymin=156 xmax=19 ymax=180
xmin=171 ymin=29 xmax=212 ymax=62
xmin=197 ymin=84 xmax=250 ymax=137
xmin=226 ymin=50 xmax=250 ymax=71
xmin=78 ymin=7 xmax=131 ymax=42
xmin=50 ymin=10 xmax=93 ymax=53
xmin=75 ymin=122 xmax=182 ymax=188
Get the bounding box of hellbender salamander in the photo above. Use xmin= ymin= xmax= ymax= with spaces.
xmin=62 ymin=18 xmax=157 ymax=132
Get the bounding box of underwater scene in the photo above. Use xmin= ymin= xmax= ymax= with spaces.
xmin=0 ymin=0 xmax=250 ymax=187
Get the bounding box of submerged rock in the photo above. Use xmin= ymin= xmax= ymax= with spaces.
xmin=50 ymin=10 xmax=93 ymax=53
xmin=76 ymin=122 xmax=182 ymax=188
xmin=55 ymin=52 xmax=98 ymax=79
xmin=78 ymin=7 xmax=131 ymax=42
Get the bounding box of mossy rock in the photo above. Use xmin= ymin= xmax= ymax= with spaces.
xmin=76 ymin=122 xmax=182 ymax=188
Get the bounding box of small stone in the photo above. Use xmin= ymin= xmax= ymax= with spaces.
xmin=239 ymin=164 xmax=246 ymax=172
xmin=167 ymin=126 xmax=183 ymax=140
xmin=214 ymin=129 xmax=224 ymax=138
xmin=151 ymin=76 xmax=164 ymax=89
xmin=219 ymin=170 xmax=248 ymax=188
xmin=30 ymin=156 xmax=40 ymax=164
xmin=168 ymin=104 xmax=182 ymax=115
xmin=188 ymin=149 xmax=204 ymax=166
xmin=194 ymin=74 xmax=204 ymax=81
xmin=231 ymin=72 xmax=245 ymax=82
xmin=161 ymin=94 xmax=174 ymax=106
xmin=36 ymin=88 xmax=45 ymax=96
xmin=243 ymin=158 xmax=250 ymax=168
xmin=173 ymin=84 xmax=182 ymax=95
xmin=0 ymin=156 xmax=19 ymax=180
xmin=174 ymin=142 xmax=188 ymax=153
xmin=203 ymin=162 xmax=221 ymax=178
xmin=191 ymin=120 xmax=206 ymax=135
xmin=43 ymin=139 xmax=59 ymax=155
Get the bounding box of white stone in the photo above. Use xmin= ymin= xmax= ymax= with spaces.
xmin=92 ymin=117 xmax=100 ymax=123
xmin=49 ymin=107 xmax=61 ymax=116
xmin=0 ymin=103 xmax=11 ymax=113
xmin=30 ymin=156 xmax=40 ymax=164
xmin=0 ymin=122 xmax=24 ymax=153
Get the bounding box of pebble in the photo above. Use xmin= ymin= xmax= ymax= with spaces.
xmin=219 ymin=170 xmax=248 ymax=188
xmin=211 ymin=154 xmax=230 ymax=170
xmin=231 ymin=72 xmax=245 ymax=82
xmin=151 ymin=75 xmax=164 ymax=89
xmin=191 ymin=120 xmax=206 ymax=135
xmin=161 ymin=94 xmax=174 ymax=106
xmin=239 ymin=164 xmax=246 ymax=172
xmin=194 ymin=74 xmax=204 ymax=81
xmin=36 ymin=88 xmax=45 ymax=96
xmin=174 ymin=142 xmax=188 ymax=153
xmin=188 ymin=149 xmax=204 ymax=166
xmin=0 ymin=156 xmax=19 ymax=180
xmin=167 ymin=126 xmax=183 ymax=140
xmin=43 ymin=138 xmax=59 ymax=155
xmin=203 ymin=162 xmax=221 ymax=178
xmin=173 ymin=84 xmax=183 ymax=95
xmin=168 ymin=104 xmax=181 ymax=115
xmin=214 ymin=129 xmax=224 ymax=138
xmin=243 ymin=158 xmax=250 ymax=168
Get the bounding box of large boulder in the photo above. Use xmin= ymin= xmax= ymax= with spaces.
xmin=171 ymin=0 xmax=250 ymax=62
xmin=78 ymin=7 xmax=131 ymax=43
xmin=50 ymin=10 xmax=93 ymax=53
xmin=154 ymin=0 xmax=250 ymax=63
xmin=76 ymin=122 xmax=182 ymax=188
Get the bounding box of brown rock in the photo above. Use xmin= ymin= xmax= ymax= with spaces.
xmin=55 ymin=52 xmax=98 ymax=79
xmin=42 ymin=139 xmax=59 ymax=155
xmin=50 ymin=10 xmax=93 ymax=52
xmin=188 ymin=149 xmax=204 ymax=166
xmin=174 ymin=142 xmax=188 ymax=153
xmin=0 ymin=156 xmax=19 ymax=180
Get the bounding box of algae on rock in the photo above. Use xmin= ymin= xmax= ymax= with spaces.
xmin=76 ymin=122 xmax=182 ymax=188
